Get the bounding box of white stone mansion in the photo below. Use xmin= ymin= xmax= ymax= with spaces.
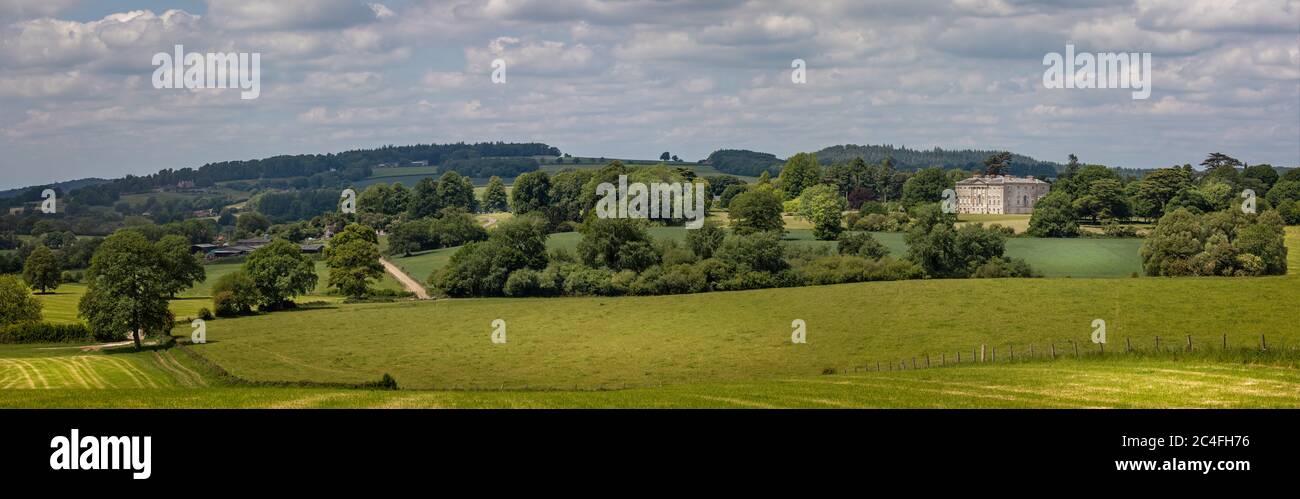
xmin=954 ymin=175 xmax=1051 ymax=215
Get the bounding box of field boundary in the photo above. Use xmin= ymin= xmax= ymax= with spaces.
xmin=829 ymin=333 xmax=1300 ymax=375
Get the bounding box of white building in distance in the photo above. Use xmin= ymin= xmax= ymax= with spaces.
xmin=955 ymin=175 xmax=1051 ymax=214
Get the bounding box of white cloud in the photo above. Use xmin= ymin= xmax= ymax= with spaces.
xmin=203 ymin=0 xmax=376 ymax=31
xmin=1136 ymin=0 xmax=1300 ymax=33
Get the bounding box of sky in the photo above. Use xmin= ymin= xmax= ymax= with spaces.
xmin=0 ymin=0 xmax=1297 ymax=189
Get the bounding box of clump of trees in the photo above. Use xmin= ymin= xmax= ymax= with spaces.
xmin=386 ymin=208 xmax=488 ymax=257
xmin=905 ymin=205 xmax=1037 ymax=278
xmin=1141 ymin=209 xmax=1287 ymax=276
xmin=1029 ymin=153 xmax=1297 ymax=237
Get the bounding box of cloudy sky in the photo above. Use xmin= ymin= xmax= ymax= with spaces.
xmin=1 ymin=0 xmax=1297 ymax=189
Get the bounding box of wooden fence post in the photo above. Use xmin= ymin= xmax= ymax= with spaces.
xmin=980 ymin=344 xmax=986 ymax=363
xmin=991 ymin=347 xmax=996 ymax=363
xmin=957 ymin=351 xmax=961 ymax=363
xmin=1126 ymin=337 xmax=1131 ymax=353
xmin=1050 ymin=343 xmax=1056 ymax=359
xmin=925 ymin=354 xmax=931 ymax=368
xmin=1155 ymin=335 xmax=1160 ymax=351
xmin=1072 ymin=340 xmax=1079 ymax=359
xmin=1010 ymin=345 xmax=1015 ymax=360
xmin=1222 ymin=333 xmax=1227 ymax=350
xmin=1186 ymin=334 xmax=1192 ymax=353
xmin=1261 ymin=334 xmax=1267 ymax=351
xmin=942 ymin=353 xmax=946 ymax=366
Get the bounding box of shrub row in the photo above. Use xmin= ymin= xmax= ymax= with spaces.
xmin=0 ymin=322 xmax=94 ymax=344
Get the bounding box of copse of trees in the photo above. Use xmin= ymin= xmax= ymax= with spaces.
xmin=905 ymin=205 xmax=1036 ymax=278
xmin=432 ymin=214 xmax=550 ymax=297
xmin=358 ymin=182 xmax=411 ymax=217
xmin=705 ymin=149 xmax=784 ymax=177
xmin=1141 ymin=209 xmax=1287 ymax=277
xmin=576 ymin=218 xmax=660 ymax=272
xmin=385 ymin=208 xmax=488 ymax=257
xmin=1027 ymin=191 xmax=1079 ymax=237
xmin=1029 ymin=153 xmax=1296 ymax=238
xmin=815 ymin=144 xmax=1058 ymax=178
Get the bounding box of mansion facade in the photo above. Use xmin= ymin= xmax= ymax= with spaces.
xmin=954 ymin=175 xmax=1051 ymax=215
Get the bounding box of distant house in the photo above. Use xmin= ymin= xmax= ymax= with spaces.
xmin=299 ymin=244 xmax=325 ymax=254
xmin=410 ymin=160 xmax=429 ymax=166
xmin=955 ymin=175 xmax=1050 ymax=215
xmin=177 ymin=180 xmax=196 ymax=189
xmin=192 ymin=208 xmax=216 ymax=218
xmin=190 ymin=243 xmax=219 ymax=254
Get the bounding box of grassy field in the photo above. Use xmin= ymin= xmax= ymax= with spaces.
xmin=187 ymin=265 xmax=1300 ymax=390
xmin=34 ymin=258 xmax=404 ymax=325
xmin=0 ymin=344 xmax=204 ymax=389
xmin=2 ymin=227 xmax=1294 ymax=408
xmin=2 ymin=359 xmax=1299 ymax=408
xmin=956 ymin=213 xmax=1031 ymax=233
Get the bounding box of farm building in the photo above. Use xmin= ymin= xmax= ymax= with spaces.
xmin=955 ymin=175 xmax=1050 ymax=215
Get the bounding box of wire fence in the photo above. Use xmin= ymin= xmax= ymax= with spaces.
xmin=830 ymin=333 xmax=1300 ymax=375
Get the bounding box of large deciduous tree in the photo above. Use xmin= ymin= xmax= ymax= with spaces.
xmin=481 ymin=176 xmax=510 ymax=212
xmin=777 ymin=152 xmax=822 ymax=200
xmin=325 ymin=224 xmax=384 ymax=299
xmin=79 ymin=231 xmax=173 ymax=349
xmin=22 ymin=245 xmax=61 ymax=294
xmin=797 ymin=184 xmax=847 ymax=240
xmin=510 ymin=171 xmax=551 ymax=215
xmin=156 ymin=235 xmax=205 ymax=298
xmin=727 ymin=187 xmax=785 ymax=235
xmin=0 ymin=275 xmax=42 ymax=326
xmin=900 ymin=167 xmax=952 ymax=208
xmin=243 ymin=239 xmax=318 ymax=310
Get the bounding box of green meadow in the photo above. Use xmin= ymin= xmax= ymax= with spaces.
xmin=2 ymin=228 xmax=1296 ymax=408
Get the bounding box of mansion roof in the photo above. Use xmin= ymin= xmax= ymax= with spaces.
xmin=956 ymin=175 xmax=1049 ymax=186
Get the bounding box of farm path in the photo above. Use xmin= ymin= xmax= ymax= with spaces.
xmin=380 ymin=258 xmax=431 ymax=300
